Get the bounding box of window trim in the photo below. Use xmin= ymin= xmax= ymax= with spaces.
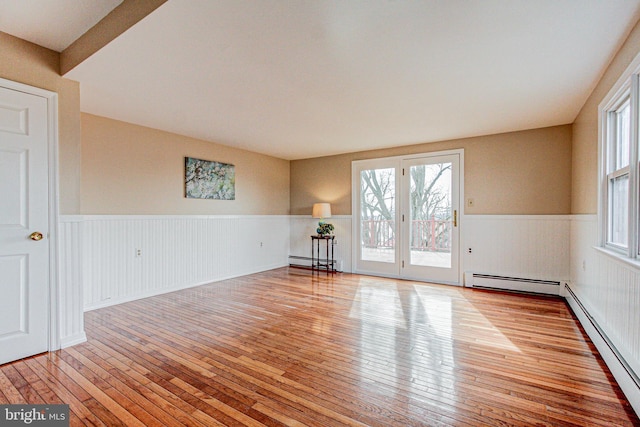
xmin=605 ymin=94 xmax=631 ymax=251
xmin=598 ymin=52 xmax=640 ymax=259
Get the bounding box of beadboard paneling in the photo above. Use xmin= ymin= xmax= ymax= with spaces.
xmin=569 ymin=215 xmax=640 ymax=383
xmin=58 ymin=217 xmax=86 ymax=347
xmin=289 ymin=216 xmax=352 ymax=272
xmin=74 ymin=215 xmax=289 ymax=310
xmin=463 ymin=215 xmax=571 ymax=283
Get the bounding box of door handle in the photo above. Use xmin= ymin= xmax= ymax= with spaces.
xmin=29 ymin=231 xmax=44 ymax=241
xmin=453 ymin=210 xmax=457 ymax=227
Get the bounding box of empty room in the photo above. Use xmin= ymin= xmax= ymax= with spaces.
xmin=1 ymin=1 xmax=640 ymax=425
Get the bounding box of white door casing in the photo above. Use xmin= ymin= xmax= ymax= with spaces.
xmin=0 ymin=80 xmax=59 ymax=364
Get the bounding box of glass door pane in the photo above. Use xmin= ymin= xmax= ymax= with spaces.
xmin=353 ymin=161 xmax=400 ymax=277
xmin=409 ymin=162 xmax=452 ymax=268
xmin=360 ymin=167 xmax=396 ymax=263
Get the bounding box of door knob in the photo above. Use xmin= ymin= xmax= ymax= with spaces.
xmin=29 ymin=232 xmax=44 ymax=241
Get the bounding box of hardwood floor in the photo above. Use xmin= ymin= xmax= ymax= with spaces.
xmin=1 ymin=267 xmax=638 ymax=426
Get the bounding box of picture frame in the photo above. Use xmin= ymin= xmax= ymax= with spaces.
xmin=184 ymin=156 xmax=235 ymax=200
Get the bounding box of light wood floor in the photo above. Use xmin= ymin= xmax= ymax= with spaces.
xmin=1 ymin=268 xmax=638 ymax=426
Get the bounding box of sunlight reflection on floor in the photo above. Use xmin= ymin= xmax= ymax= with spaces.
xmin=348 ymin=280 xmax=521 ymax=356
xmin=348 ymin=278 xmax=523 ymax=409
xmin=348 ymin=280 xmax=408 ymax=329
xmin=413 ymin=285 xmax=521 ymax=353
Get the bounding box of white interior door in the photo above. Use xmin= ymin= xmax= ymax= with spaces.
xmin=353 ymin=151 xmax=462 ymax=284
xmin=0 ymin=85 xmax=50 ymax=364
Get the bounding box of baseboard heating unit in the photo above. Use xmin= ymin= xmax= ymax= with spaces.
xmin=466 ymin=272 xmax=561 ymax=295
xmin=289 ymin=255 xmax=313 ymax=269
xmin=564 ymin=285 xmax=640 ymax=416
xmin=288 ymin=255 xmax=343 ymax=272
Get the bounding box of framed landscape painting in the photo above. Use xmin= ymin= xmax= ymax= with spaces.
xmin=185 ymin=157 xmax=235 ymax=200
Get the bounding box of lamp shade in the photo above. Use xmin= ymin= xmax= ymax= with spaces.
xmin=312 ymin=203 xmax=332 ymax=219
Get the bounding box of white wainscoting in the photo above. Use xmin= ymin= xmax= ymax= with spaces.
xmin=463 ymin=215 xmax=571 ymax=285
xmin=289 ymin=216 xmax=352 ymax=272
xmin=58 ymin=217 xmax=86 ymax=348
xmin=59 ymin=215 xmax=290 ymax=314
xmin=569 ymin=215 xmax=640 ymax=412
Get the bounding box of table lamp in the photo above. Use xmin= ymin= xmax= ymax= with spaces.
xmin=312 ymin=203 xmax=334 ymax=236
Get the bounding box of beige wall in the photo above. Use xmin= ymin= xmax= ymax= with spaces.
xmin=81 ymin=113 xmax=290 ymax=215
xmin=0 ymin=30 xmax=289 ymax=216
xmin=291 ymin=125 xmax=572 ymax=216
xmin=0 ymin=32 xmax=82 ymax=214
xmin=572 ymin=19 xmax=640 ymax=214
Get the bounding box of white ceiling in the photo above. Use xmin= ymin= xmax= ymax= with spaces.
xmin=0 ymin=0 xmax=122 ymax=52
xmin=4 ymin=1 xmax=640 ymax=160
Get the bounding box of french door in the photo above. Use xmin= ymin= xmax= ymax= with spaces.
xmin=353 ymin=151 xmax=462 ymax=284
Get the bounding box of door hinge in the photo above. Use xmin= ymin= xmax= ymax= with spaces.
xmin=402 ymin=260 xmax=404 ymax=268
xmin=402 ymin=168 xmax=405 ymax=176
xmin=402 ymin=214 xmax=405 ymax=222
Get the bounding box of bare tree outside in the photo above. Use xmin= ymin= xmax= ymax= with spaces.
xmin=409 ymin=163 xmax=452 ymax=255
xmin=360 ymin=163 xmax=452 ymax=256
xmin=360 ymin=168 xmax=395 ymax=251
xmin=360 ymin=168 xmax=395 ymax=221
xmin=409 ymin=163 xmax=451 ymax=222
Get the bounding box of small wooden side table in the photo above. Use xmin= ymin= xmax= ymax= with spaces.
xmin=311 ymin=235 xmax=336 ymax=273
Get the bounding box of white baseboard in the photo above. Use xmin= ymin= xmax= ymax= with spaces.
xmin=564 ymin=284 xmax=640 ymax=416
xmin=84 ymin=263 xmax=287 ymax=312
xmin=59 ymin=332 xmax=87 ymax=349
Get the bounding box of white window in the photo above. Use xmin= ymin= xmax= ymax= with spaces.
xmin=600 ymin=66 xmax=640 ymax=258
xmin=606 ymin=96 xmax=631 ymax=250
